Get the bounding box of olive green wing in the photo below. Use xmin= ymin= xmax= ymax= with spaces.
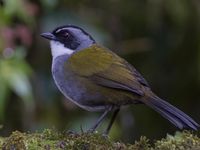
xmin=66 ymin=44 xmax=147 ymax=96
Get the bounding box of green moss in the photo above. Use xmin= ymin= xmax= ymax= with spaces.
xmin=0 ymin=129 xmax=199 ymax=150
xmin=154 ymin=131 xmax=200 ymax=150
xmin=2 ymin=131 xmax=26 ymax=150
xmin=127 ymin=136 xmax=151 ymax=150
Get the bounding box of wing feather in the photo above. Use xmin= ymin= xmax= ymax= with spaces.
xmin=66 ymin=44 xmax=148 ymax=96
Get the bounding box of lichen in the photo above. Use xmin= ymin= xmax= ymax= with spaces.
xmin=0 ymin=129 xmax=199 ymax=150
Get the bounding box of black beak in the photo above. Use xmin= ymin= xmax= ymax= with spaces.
xmin=40 ymin=32 xmax=56 ymax=40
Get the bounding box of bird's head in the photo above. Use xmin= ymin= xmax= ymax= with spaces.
xmin=41 ymin=25 xmax=95 ymax=58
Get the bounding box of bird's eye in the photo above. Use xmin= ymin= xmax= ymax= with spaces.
xmin=56 ymin=30 xmax=70 ymax=38
xmin=63 ymin=32 xmax=69 ymax=38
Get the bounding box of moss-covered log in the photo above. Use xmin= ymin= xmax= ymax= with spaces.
xmin=0 ymin=129 xmax=199 ymax=150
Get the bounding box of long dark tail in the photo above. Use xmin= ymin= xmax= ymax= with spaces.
xmin=143 ymin=93 xmax=199 ymax=130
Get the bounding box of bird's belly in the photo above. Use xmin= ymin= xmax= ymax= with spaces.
xmin=52 ymin=70 xmax=136 ymax=111
xmin=53 ymin=74 xmax=111 ymax=111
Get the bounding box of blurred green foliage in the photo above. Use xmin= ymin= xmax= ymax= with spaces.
xmin=0 ymin=0 xmax=35 ymax=122
xmin=0 ymin=0 xmax=199 ymax=142
xmin=0 ymin=50 xmax=33 ymax=119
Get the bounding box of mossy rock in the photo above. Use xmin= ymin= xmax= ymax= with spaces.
xmin=0 ymin=129 xmax=199 ymax=150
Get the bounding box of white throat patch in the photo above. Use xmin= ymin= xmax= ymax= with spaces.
xmin=50 ymin=41 xmax=74 ymax=59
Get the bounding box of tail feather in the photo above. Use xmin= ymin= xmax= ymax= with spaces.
xmin=152 ymin=106 xmax=185 ymax=129
xmin=143 ymin=94 xmax=199 ymax=130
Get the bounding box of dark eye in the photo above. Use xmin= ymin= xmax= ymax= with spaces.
xmin=63 ymin=32 xmax=69 ymax=38
xmin=56 ymin=30 xmax=70 ymax=38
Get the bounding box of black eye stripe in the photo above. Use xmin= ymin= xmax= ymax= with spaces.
xmin=51 ymin=25 xmax=95 ymax=50
xmin=52 ymin=25 xmax=95 ymax=41
xmin=56 ymin=30 xmax=68 ymax=36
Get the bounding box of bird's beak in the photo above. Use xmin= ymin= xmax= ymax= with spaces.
xmin=40 ymin=32 xmax=56 ymax=40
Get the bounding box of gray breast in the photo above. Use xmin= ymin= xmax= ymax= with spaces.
xmin=51 ymin=54 xmax=108 ymax=111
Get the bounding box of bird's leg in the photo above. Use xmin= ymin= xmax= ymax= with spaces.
xmin=104 ymin=108 xmax=120 ymax=135
xmin=87 ymin=106 xmax=112 ymax=133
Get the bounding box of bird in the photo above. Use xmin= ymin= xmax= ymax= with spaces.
xmin=40 ymin=25 xmax=199 ymax=135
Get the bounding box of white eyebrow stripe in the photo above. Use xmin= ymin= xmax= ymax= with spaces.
xmin=55 ymin=28 xmax=69 ymax=34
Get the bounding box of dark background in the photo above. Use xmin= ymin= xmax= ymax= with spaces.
xmin=0 ymin=0 xmax=199 ymax=142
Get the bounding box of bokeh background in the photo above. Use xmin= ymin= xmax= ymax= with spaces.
xmin=0 ymin=0 xmax=199 ymax=142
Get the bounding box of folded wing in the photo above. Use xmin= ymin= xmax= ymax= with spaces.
xmin=66 ymin=44 xmax=148 ymax=96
